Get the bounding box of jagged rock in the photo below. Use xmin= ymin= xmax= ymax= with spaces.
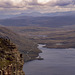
xmin=0 ymin=38 xmax=25 ymax=75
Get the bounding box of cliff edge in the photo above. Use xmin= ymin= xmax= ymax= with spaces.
xmin=0 ymin=37 xmax=25 ymax=75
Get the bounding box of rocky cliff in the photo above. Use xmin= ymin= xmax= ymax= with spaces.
xmin=0 ymin=37 xmax=25 ymax=75
xmin=0 ymin=26 xmax=41 ymax=62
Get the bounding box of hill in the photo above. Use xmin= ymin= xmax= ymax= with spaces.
xmin=0 ymin=16 xmax=75 ymax=27
xmin=0 ymin=26 xmax=41 ymax=61
xmin=8 ymin=26 xmax=75 ymax=49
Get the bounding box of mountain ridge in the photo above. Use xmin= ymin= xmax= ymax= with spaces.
xmin=0 ymin=15 xmax=75 ymax=27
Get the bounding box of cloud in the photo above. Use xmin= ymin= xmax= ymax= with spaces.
xmin=0 ymin=0 xmax=74 ymax=8
xmin=0 ymin=0 xmax=27 ymax=8
xmin=0 ymin=0 xmax=75 ymax=14
xmin=46 ymin=0 xmax=73 ymax=6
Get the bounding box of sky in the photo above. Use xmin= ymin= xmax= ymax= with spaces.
xmin=0 ymin=0 xmax=75 ymax=18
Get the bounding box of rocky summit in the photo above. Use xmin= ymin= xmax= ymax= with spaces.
xmin=0 ymin=37 xmax=25 ymax=75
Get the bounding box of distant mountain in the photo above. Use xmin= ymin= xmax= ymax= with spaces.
xmin=13 ymin=11 xmax=75 ymax=17
xmin=0 ymin=11 xmax=75 ymax=19
xmin=42 ymin=11 xmax=75 ymax=17
xmin=0 ymin=15 xmax=75 ymax=27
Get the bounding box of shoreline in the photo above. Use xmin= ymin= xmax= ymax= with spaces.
xmin=39 ymin=43 xmax=75 ymax=49
xmin=24 ymin=44 xmax=75 ymax=62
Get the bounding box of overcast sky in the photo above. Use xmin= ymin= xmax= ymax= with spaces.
xmin=0 ymin=0 xmax=75 ymax=18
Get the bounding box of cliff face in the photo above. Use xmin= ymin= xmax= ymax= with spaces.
xmin=0 ymin=26 xmax=41 ymax=62
xmin=0 ymin=38 xmax=25 ymax=75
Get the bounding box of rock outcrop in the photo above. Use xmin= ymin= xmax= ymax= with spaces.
xmin=0 ymin=26 xmax=41 ymax=62
xmin=0 ymin=37 xmax=25 ymax=75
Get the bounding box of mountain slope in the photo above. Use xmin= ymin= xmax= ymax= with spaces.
xmin=0 ymin=16 xmax=75 ymax=27
xmin=0 ymin=38 xmax=25 ymax=75
xmin=8 ymin=26 xmax=75 ymax=49
xmin=0 ymin=26 xmax=41 ymax=61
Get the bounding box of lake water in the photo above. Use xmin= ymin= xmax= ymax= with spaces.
xmin=23 ymin=44 xmax=75 ymax=75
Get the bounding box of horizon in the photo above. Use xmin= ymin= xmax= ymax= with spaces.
xmin=0 ymin=0 xmax=75 ymax=19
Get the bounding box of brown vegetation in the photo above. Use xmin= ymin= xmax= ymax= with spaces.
xmin=0 ymin=38 xmax=25 ymax=75
xmin=8 ymin=26 xmax=75 ymax=49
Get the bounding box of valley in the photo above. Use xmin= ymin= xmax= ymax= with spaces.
xmin=7 ymin=25 xmax=75 ymax=49
xmin=0 ymin=0 xmax=75 ymax=75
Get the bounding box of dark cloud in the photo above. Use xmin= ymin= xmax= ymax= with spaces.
xmin=46 ymin=0 xmax=74 ymax=6
xmin=55 ymin=1 xmax=72 ymax=6
xmin=0 ymin=0 xmax=27 ymax=8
